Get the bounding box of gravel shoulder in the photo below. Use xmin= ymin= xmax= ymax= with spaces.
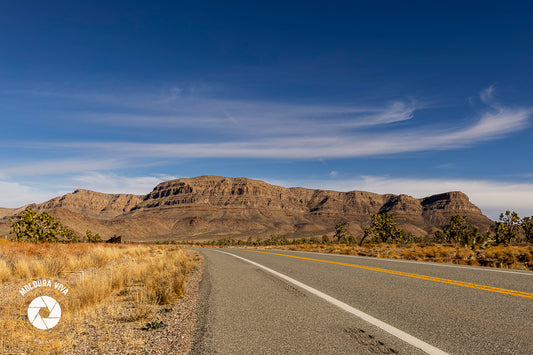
xmin=68 ymin=250 xmax=204 ymax=354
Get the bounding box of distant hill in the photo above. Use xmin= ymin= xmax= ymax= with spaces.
xmin=0 ymin=207 xmax=20 ymax=219
xmin=0 ymin=175 xmax=493 ymax=242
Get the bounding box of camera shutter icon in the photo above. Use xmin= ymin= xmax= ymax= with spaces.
xmin=27 ymin=296 xmax=62 ymax=330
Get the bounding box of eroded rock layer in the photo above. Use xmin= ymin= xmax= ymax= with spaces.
xmin=0 ymin=175 xmax=493 ymax=241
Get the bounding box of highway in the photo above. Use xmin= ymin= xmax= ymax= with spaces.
xmin=191 ymin=248 xmax=533 ymax=354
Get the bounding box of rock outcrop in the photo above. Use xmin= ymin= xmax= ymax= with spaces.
xmin=0 ymin=175 xmax=493 ymax=242
xmin=29 ymin=189 xmax=143 ymax=218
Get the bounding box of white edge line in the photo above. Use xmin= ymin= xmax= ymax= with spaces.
xmin=263 ymin=249 xmax=533 ymax=276
xmin=217 ymin=250 xmax=449 ymax=355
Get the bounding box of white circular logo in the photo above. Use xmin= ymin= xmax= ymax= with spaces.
xmin=27 ymin=296 xmax=62 ymax=330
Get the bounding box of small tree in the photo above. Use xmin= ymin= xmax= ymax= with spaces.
xmin=86 ymin=230 xmax=103 ymax=243
xmin=62 ymin=228 xmax=81 ymax=243
xmin=494 ymin=211 xmax=520 ymax=245
xmin=359 ymin=226 xmax=373 ymax=246
xmin=468 ymin=225 xmax=489 ymax=248
xmin=334 ymin=222 xmax=351 ymax=243
xmin=435 ymin=215 xmax=488 ymax=247
xmin=321 ymin=235 xmax=330 ymax=244
xmin=9 ymin=208 xmax=78 ymax=243
xmin=346 ymin=235 xmax=357 ymax=245
xmin=434 ymin=229 xmax=448 ymax=243
xmin=448 ymin=215 xmax=470 ymax=245
xmin=521 ymin=216 xmax=533 ymax=243
xmin=367 ymin=213 xmax=406 ymax=243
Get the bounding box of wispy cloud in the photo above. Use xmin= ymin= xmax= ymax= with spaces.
xmin=157 ymin=87 xmax=183 ymax=103
xmin=480 ymin=85 xmax=496 ymax=104
xmin=30 ymin=103 xmax=529 ymax=160
xmin=71 ymin=98 xmax=418 ymax=137
xmin=0 ymin=158 xmax=126 ymax=177
xmin=2 ymin=86 xmax=530 ymax=166
xmin=10 ymin=85 xmax=413 ymax=134
xmin=424 ymin=106 xmax=530 ymax=144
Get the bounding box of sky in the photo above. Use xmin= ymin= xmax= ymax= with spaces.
xmin=1 ymin=1 xmax=532 ymax=219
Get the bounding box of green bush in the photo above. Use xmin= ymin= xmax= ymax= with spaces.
xmin=9 ymin=208 xmax=79 ymax=243
xmin=361 ymin=213 xmax=412 ymax=244
xmin=141 ymin=319 xmax=167 ymax=331
xmin=86 ymin=230 xmax=103 ymax=243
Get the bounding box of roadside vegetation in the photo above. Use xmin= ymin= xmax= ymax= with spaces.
xmin=168 ymin=211 xmax=533 ymax=271
xmin=178 ymin=239 xmax=532 ymax=271
xmin=0 ymin=234 xmax=197 ymax=352
xmin=262 ymin=243 xmax=533 ymax=270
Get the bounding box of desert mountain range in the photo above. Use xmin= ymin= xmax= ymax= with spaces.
xmin=0 ymin=175 xmax=493 ymax=242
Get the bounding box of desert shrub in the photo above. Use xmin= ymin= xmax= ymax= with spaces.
xmin=9 ymin=208 xmax=79 ymax=243
xmin=141 ymin=319 xmax=166 ymax=331
xmin=86 ymin=230 xmax=103 ymax=243
xmin=494 ymin=211 xmax=521 ymax=245
xmin=361 ymin=213 xmax=412 ymax=244
xmin=434 ymin=215 xmax=489 ymax=247
xmin=334 ymin=222 xmax=351 ymax=243
xmin=521 ymin=216 xmax=533 ymax=243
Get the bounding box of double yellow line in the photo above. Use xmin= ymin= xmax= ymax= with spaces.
xmin=251 ymin=250 xmax=533 ymax=299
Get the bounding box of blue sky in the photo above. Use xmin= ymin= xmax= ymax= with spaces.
xmin=1 ymin=1 xmax=532 ymax=219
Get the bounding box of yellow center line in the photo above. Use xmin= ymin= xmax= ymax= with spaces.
xmin=250 ymin=250 xmax=533 ymax=299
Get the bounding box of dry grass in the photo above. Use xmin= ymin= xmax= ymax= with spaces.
xmin=0 ymin=240 xmax=197 ymax=353
xmin=0 ymin=239 xmax=141 ymax=283
xmin=263 ymin=243 xmax=533 ymax=270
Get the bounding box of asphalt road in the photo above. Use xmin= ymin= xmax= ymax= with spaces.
xmin=191 ymin=248 xmax=533 ymax=355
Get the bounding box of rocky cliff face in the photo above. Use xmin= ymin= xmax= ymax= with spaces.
xmin=0 ymin=175 xmax=492 ymax=241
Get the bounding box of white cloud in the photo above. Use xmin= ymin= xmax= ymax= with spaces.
xmin=427 ymin=107 xmax=530 ymax=144
xmin=69 ymin=173 xmax=178 ymax=195
xmin=480 ymin=85 xmax=496 ymax=104
xmin=353 ymin=100 xmax=415 ymax=127
xmin=267 ymin=176 xmax=533 ymax=220
xmin=0 ymin=173 xmax=179 ymax=208
xmin=0 ymin=181 xmax=57 ymax=208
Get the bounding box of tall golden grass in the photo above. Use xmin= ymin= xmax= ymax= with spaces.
xmin=0 ymin=240 xmax=197 ymax=352
xmin=0 ymin=239 xmax=138 ymax=282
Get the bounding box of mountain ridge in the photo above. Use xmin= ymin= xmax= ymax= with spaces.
xmin=0 ymin=175 xmax=493 ymax=241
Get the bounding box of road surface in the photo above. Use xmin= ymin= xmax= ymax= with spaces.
xmin=191 ymin=248 xmax=533 ymax=354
